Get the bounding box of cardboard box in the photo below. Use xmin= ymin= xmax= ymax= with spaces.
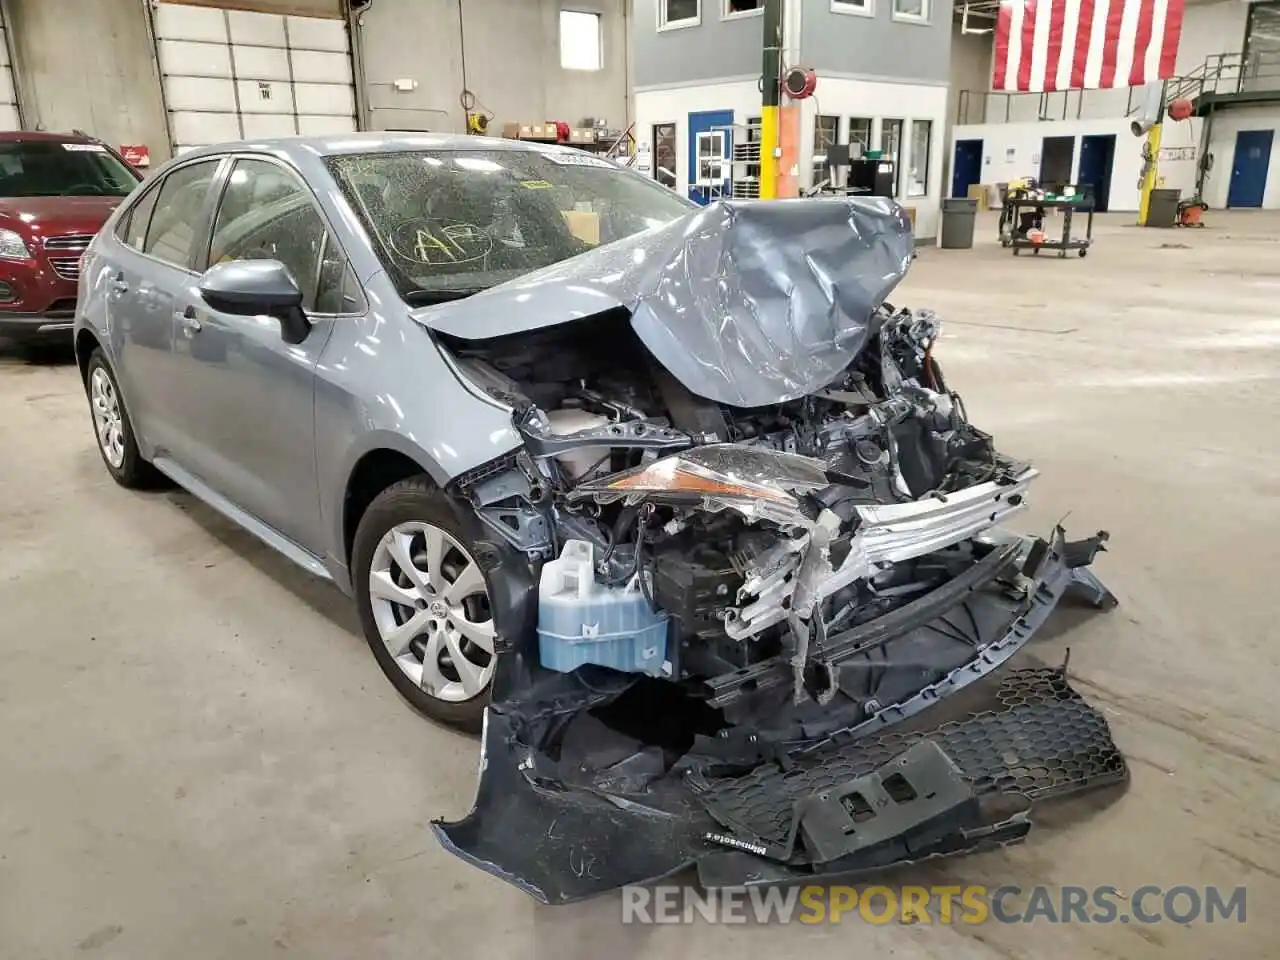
xmin=561 ymin=210 xmax=600 ymax=246
xmin=966 ymin=183 xmax=989 ymax=211
xmin=569 ymin=128 xmax=595 ymax=145
xmin=501 ymin=122 xmax=521 ymax=139
xmin=902 ymin=206 xmax=918 ymax=231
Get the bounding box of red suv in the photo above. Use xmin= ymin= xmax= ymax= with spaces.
xmin=0 ymin=131 xmax=142 ymax=344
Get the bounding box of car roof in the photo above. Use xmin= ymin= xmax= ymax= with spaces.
xmin=0 ymin=130 xmax=100 ymax=144
xmin=175 ymin=132 xmax=606 ymax=163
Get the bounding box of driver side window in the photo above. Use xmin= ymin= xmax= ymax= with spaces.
xmin=207 ymin=158 xmax=354 ymax=313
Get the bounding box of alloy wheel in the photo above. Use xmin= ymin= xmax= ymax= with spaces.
xmin=90 ymin=367 xmax=126 ymax=469
xmin=368 ymin=521 xmax=496 ymax=702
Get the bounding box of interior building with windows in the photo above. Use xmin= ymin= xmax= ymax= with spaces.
xmin=634 ymin=0 xmax=950 ymax=237
xmin=0 ymin=2 xmax=1277 ymax=958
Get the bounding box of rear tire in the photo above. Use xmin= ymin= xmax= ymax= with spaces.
xmin=352 ymin=476 xmax=497 ymax=732
xmin=85 ymin=349 xmax=164 ymax=489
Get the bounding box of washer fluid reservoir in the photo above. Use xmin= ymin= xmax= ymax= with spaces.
xmin=537 ymin=540 xmax=669 ymax=676
xmin=545 ymin=407 xmax=610 ymax=481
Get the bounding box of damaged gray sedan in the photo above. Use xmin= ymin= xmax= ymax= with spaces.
xmin=76 ymin=135 xmax=1124 ymax=903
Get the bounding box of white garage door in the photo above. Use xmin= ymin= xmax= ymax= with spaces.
xmin=0 ymin=14 xmax=19 ymax=130
xmin=152 ymin=1 xmax=356 ymax=154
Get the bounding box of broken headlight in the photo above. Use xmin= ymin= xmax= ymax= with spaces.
xmin=570 ymin=444 xmax=830 ymax=527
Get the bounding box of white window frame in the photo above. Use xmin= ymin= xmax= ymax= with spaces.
xmin=811 ymin=114 xmax=841 ymax=186
xmin=847 ymin=116 xmax=874 ymax=154
xmin=907 ymin=118 xmax=932 ymax=197
xmin=722 ymin=0 xmax=763 ymax=19
xmin=880 ymin=117 xmax=904 ymax=197
xmin=652 ymin=122 xmax=679 ymax=189
xmin=891 ymin=0 xmax=930 ymax=24
xmin=831 ymin=0 xmax=874 ymax=18
xmin=559 ymin=10 xmax=602 ymax=71
xmin=659 ymin=0 xmax=702 ymax=31
xmin=694 ymin=130 xmax=726 ymax=186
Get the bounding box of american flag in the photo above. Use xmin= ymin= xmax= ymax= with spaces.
xmin=991 ymin=0 xmax=1186 ymax=92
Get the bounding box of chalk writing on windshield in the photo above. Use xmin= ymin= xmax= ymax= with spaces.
xmin=388 ymin=220 xmax=494 ymax=265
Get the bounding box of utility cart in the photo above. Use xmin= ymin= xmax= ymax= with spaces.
xmin=1001 ymin=193 xmax=1095 ymax=258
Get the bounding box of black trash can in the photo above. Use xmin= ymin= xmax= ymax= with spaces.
xmin=1147 ymin=188 xmax=1181 ymax=228
xmin=940 ymin=197 xmax=978 ymax=249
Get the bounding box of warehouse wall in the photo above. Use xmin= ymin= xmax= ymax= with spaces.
xmin=797 ymin=77 xmax=949 ymax=239
xmin=635 ymin=74 xmax=946 ymax=239
xmin=634 ymin=77 xmax=761 ymax=189
xmin=945 ymin=0 xmax=1257 ymax=213
xmin=1199 ymin=105 xmax=1280 ymax=210
xmin=168 ymin=0 xmax=343 ymax=14
xmin=356 ymin=0 xmax=631 ymax=134
xmin=948 ymin=20 xmax=991 ymax=127
xmin=962 ymin=0 xmax=1250 ymax=127
xmin=6 ymin=0 xmax=169 ymax=159
xmin=800 ymin=0 xmax=952 ymax=84
xmin=630 ymin=0 xmax=761 ymax=88
xmin=0 ymin=6 xmax=19 ymax=129
xmin=947 ymin=115 xmax=1205 ymax=211
xmin=944 ymin=18 xmax=992 ymax=192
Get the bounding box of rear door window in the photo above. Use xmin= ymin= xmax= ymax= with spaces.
xmin=119 ymin=184 xmax=161 ymax=250
xmin=142 ymin=160 xmax=222 ymax=269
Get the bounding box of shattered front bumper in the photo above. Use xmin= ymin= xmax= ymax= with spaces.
xmin=432 ymin=528 xmax=1124 ymax=904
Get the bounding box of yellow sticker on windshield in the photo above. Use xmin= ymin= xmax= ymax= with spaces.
xmin=519 ymin=180 xmax=554 ymax=189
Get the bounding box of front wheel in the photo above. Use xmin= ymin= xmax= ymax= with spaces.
xmin=84 ymin=349 xmax=164 ymax=489
xmin=352 ymin=477 xmax=497 ymax=731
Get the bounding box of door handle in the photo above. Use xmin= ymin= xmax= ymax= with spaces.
xmin=176 ymin=305 xmax=202 ymax=336
xmin=108 ymin=276 xmax=129 ymax=295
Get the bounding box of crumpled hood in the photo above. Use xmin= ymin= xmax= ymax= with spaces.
xmin=414 ymin=197 xmax=915 ymax=407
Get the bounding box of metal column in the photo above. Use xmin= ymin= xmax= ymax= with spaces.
xmin=758 ymin=0 xmax=782 ymax=200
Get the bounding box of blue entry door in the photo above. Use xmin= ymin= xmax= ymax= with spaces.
xmin=687 ymin=109 xmax=733 ymax=205
xmin=1077 ymin=134 xmax=1115 ymax=212
xmin=951 ymin=139 xmax=983 ymax=199
xmin=1227 ymin=130 xmax=1273 ymax=208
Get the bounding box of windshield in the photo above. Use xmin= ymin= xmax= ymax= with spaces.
xmin=327 ymin=149 xmax=693 ymax=302
xmin=0 ymin=141 xmax=139 ymax=198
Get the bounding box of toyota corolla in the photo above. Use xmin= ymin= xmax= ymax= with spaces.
xmin=74 ymin=134 xmax=1124 ymax=902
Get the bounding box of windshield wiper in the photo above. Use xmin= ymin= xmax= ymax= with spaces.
xmin=403 ymin=287 xmax=487 ymax=306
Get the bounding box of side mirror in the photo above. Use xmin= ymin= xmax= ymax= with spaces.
xmin=198 ymin=259 xmax=311 ymax=344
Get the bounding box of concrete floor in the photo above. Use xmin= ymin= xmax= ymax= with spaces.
xmin=1 ymin=211 xmax=1277 ymax=959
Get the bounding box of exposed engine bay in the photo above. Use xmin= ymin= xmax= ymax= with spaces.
xmin=445 ymin=304 xmax=1054 ymax=719
xmin=424 ymin=197 xmax=1123 ymax=903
